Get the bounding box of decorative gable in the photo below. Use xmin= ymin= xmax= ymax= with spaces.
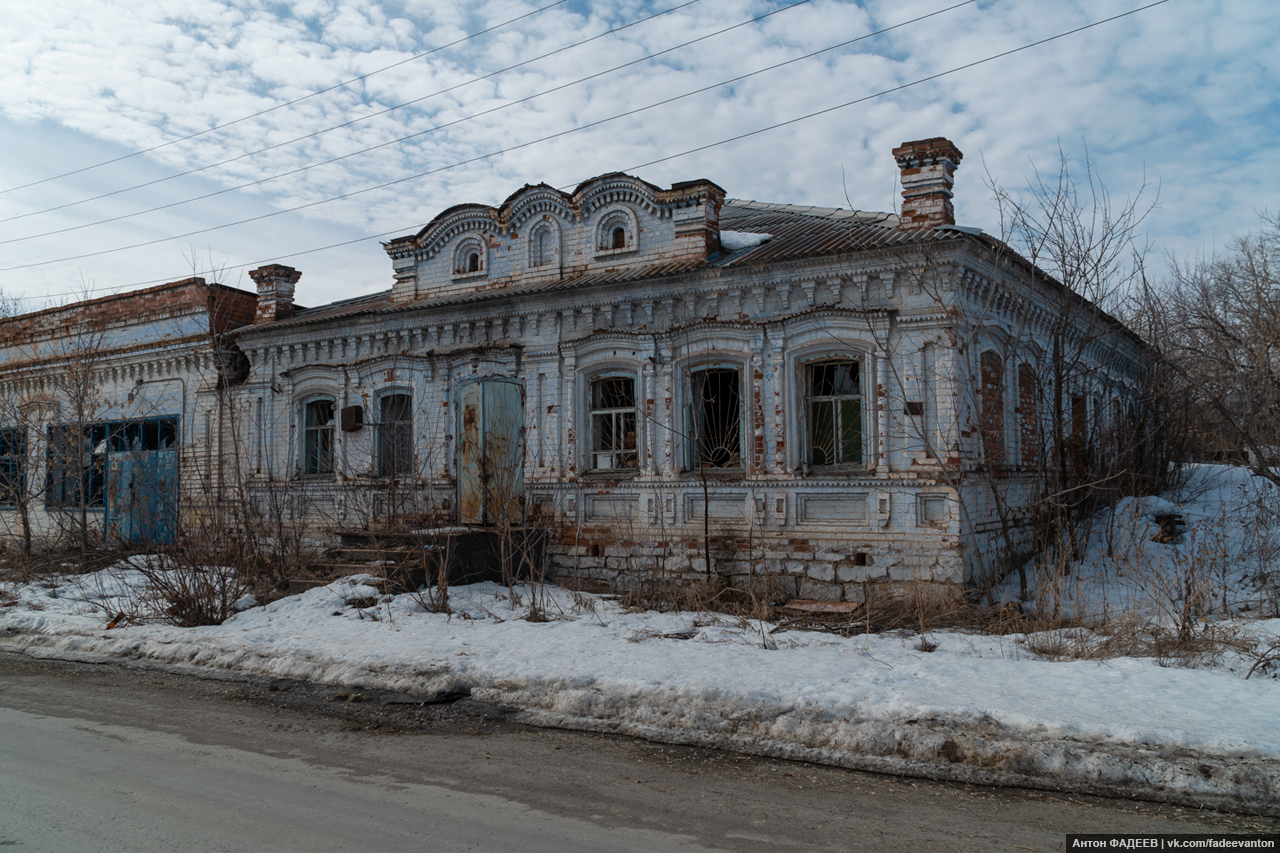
xmin=383 ymin=174 xmax=725 ymax=303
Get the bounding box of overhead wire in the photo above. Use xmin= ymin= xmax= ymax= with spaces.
xmin=2 ymin=0 xmax=1174 ymax=301
xmin=0 ymin=0 xmax=820 ymax=245
xmin=0 ymin=0 xmax=977 ymax=271
xmin=0 ymin=0 xmax=576 ymax=197
xmin=0 ymin=0 xmax=708 ymax=225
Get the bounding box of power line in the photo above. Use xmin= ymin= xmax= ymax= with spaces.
xmin=0 ymin=0 xmax=575 ymax=197
xmin=0 ymin=0 xmax=707 ymax=225
xmin=2 ymin=0 xmax=1173 ymax=299
xmin=0 ymin=0 xmax=975 ymax=270
xmin=0 ymin=0 xmax=819 ymax=245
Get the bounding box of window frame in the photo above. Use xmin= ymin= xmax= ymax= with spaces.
xmin=376 ymin=391 xmax=414 ymax=478
xmin=44 ymin=416 xmax=179 ymax=510
xmin=587 ymin=372 xmax=639 ymax=473
xmin=685 ymin=364 xmax=744 ymax=472
xmin=528 ymin=220 xmax=560 ymax=269
xmin=0 ymin=427 xmax=27 ymax=509
xmin=593 ymin=206 xmax=638 ymax=258
xmin=452 ymin=234 xmax=489 ymax=279
xmin=301 ymin=396 xmax=336 ymax=478
xmin=801 ymin=356 xmax=866 ymax=469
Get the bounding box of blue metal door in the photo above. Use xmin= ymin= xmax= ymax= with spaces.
xmin=105 ymin=450 xmax=178 ymax=545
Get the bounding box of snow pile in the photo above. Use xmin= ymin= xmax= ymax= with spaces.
xmin=998 ymin=465 xmax=1280 ymax=624
xmin=719 ymin=230 xmax=772 ymax=251
xmin=3 ymin=562 xmax=1278 ymax=812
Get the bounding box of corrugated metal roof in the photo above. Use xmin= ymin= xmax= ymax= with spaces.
xmin=714 ymin=200 xmax=960 ymax=266
xmin=250 ymin=200 xmax=963 ymax=332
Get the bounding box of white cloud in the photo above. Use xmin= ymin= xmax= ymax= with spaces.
xmin=0 ymin=0 xmax=1276 ymax=308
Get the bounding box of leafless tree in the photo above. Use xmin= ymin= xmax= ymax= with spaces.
xmin=1140 ymin=214 xmax=1280 ymax=487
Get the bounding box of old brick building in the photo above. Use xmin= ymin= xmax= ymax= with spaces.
xmin=225 ymin=137 xmax=1150 ymax=597
xmin=0 ymin=279 xmax=256 ymax=547
xmin=0 ymin=137 xmax=1151 ymax=598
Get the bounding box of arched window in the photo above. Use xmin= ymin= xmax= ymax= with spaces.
xmin=689 ymin=367 xmax=742 ymax=469
xmin=595 ymin=207 xmax=637 ymax=255
xmin=590 ymin=375 xmax=637 ymax=470
xmin=453 ymin=236 xmax=487 ymax=277
xmin=377 ymin=393 xmax=413 ymax=477
xmin=529 ymin=222 xmax=558 ymax=268
xmin=804 ymin=359 xmax=863 ymax=466
xmin=302 ymin=397 xmax=335 ymax=477
xmin=980 ymin=350 xmax=1005 ymax=466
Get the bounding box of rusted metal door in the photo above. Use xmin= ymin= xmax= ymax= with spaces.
xmin=105 ymin=449 xmax=178 ymax=545
xmin=458 ymin=379 xmax=524 ymax=526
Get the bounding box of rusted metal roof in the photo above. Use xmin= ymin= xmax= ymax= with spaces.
xmin=714 ymin=200 xmax=961 ymax=267
xmin=250 ymin=200 xmax=964 ymax=332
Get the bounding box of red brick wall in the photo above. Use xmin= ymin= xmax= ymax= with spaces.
xmin=0 ymin=279 xmax=256 ymax=348
xmin=980 ymin=350 xmax=1005 ymax=466
xmin=1018 ymin=364 xmax=1039 ymax=468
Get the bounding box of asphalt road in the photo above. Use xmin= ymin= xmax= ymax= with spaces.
xmin=0 ymin=653 xmax=1274 ymax=852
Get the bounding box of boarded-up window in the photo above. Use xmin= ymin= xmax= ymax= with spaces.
xmin=980 ymin=350 xmax=1005 ymax=466
xmin=1018 ymin=364 xmax=1038 ymax=468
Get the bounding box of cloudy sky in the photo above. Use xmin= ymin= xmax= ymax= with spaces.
xmin=0 ymin=0 xmax=1275 ymax=310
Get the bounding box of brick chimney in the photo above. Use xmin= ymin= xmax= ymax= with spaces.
xmin=892 ymin=137 xmax=963 ymax=232
xmin=249 ymin=264 xmax=301 ymax=324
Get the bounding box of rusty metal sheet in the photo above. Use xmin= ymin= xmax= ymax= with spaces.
xmin=457 ymin=379 xmax=525 ymax=526
xmin=458 ymin=382 xmax=484 ymax=524
xmin=482 ymin=379 xmax=524 ymax=526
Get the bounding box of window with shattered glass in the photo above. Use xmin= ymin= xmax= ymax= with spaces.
xmin=805 ymin=360 xmax=862 ymax=466
xmin=689 ymin=368 xmax=741 ymax=469
xmin=590 ymin=375 xmax=637 ymax=470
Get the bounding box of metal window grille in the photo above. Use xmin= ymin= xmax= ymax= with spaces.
xmin=805 ymin=360 xmax=862 ymax=466
xmin=0 ymin=428 xmax=26 ymax=508
xmin=689 ymin=368 xmax=741 ymax=469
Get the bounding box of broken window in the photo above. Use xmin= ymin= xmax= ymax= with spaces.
xmin=378 ymin=393 xmax=413 ymax=477
xmin=467 ymin=252 xmax=480 ymax=273
xmin=689 ymin=368 xmax=741 ymax=469
xmin=302 ymin=398 xmax=335 ymax=477
xmin=45 ymin=417 xmax=177 ymax=508
xmin=611 ymin=226 xmax=626 ymax=250
xmin=0 ymin=427 xmax=26 ymax=508
xmin=805 ymin=360 xmax=862 ymax=466
xmin=590 ymin=376 xmax=637 ymax=471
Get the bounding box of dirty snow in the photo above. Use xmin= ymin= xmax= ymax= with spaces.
xmin=719 ymin=230 xmax=772 ymax=251
xmin=1 ymin=465 xmax=1278 ymax=813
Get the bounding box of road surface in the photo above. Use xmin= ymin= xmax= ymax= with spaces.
xmin=0 ymin=653 xmax=1273 ymax=852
